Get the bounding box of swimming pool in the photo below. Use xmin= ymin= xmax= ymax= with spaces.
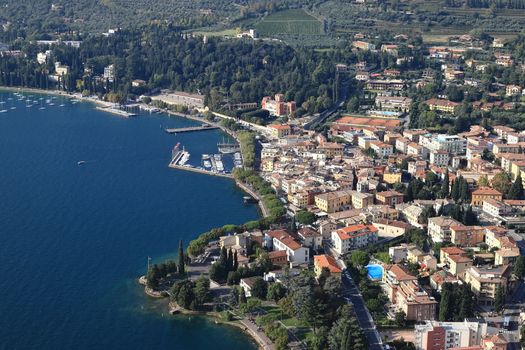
xmin=366 ymin=264 xmax=383 ymax=280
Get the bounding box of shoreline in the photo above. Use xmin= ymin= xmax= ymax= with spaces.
xmin=1 ymin=85 xmax=269 ymax=349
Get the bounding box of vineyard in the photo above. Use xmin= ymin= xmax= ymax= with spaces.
xmin=254 ymin=9 xmax=325 ymax=36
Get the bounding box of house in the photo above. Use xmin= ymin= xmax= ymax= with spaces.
xmin=331 ymin=224 xmax=378 ymax=255
xmin=370 ymin=141 xmax=394 ymax=157
xmin=494 ymin=247 xmax=520 ymax=266
xmin=268 ymin=250 xmax=288 ymax=266
xmin=506 ymin=84 xmax=522 ymax=97
xmin=267 ymin=230 xmax=310 ymax=265
xmin=375 ymin=190 xmax=404 ymax=207
xmin=372 ymin=219 xmax=410 ymax=238
xmin=375 ymin=96 xmax=412 ymax=112
xmin=471 ymin=187 xmax=503 ymax=207
xmin=297 ymin=227 xmax=323 ymax=250
xmin=314 ymin=254 xmax=342 ymax=278
xmin=240 ymin=277 xmax=260 ymax=297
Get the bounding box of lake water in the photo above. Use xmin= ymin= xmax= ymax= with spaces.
xmin=0 ymin=91 xmax=258 ymax=350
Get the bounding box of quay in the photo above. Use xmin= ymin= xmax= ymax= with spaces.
xmin=165 ymin=125 xmax=219 ymax=134
xmin=96 ymin=106 xmax=137 ymax=117
xmin=168 ymin=163 xmax=233 ymax=178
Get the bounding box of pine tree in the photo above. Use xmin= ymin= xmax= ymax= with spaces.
xmin=508 ymin=173 xmax=525 ymax=200
xmin=459 ymin=177 xmax=469 ymax=202
xmin=177 ymin=240 xmax=185 ymax=275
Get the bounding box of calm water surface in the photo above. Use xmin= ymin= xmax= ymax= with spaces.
xmin=0 ymin=92 xmax=258 ymax=350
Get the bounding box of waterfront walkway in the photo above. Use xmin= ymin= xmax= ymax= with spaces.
xmin=235 ymin=181 xmax=270 ymax=218
xmin=240 ymin=318 xmax=276 ymax=350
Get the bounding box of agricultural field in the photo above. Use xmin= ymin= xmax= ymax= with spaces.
xmin=254 ymin=9 xmax=325 ymax=37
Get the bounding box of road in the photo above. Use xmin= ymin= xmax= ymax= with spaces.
xmin=341 ymin=269 xmax=384 ymax=350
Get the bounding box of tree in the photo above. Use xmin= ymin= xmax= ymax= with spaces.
xmin=250 ymin=277 xmax=268 ymax=299
xmin=441 ymin=170 xmax=450 ymax=198
xmin=146 ymin=264 xmax=161 ymax=289
xmin=514 ymin=256 xmax=525 ymax=279
xmin=478 ymin=175 xmax=489 ymax=187
xmin=239 ymin=288 xmax=247 ymax=305
xmin=494 ymin=285 xmax=505 ymax=313
xmin=226 ymin=248 xmax=234 ymax=272
xmin=349 ymin=250 xmax=370 ymax=268
xmin=462 ymin=205 xmax=478 ymax=225
xmin=295 ymin=210 xmax=317 ymax=225
xmin=289 ymin=215 xmax=297 ymax=234
xmin=178 ymin=240 xmax=185 ymax=275
xmin=267 ymin=283 xmax=287 ymax=302
xmin=318 ymin=267 xmax=331 ymax=287
xmin=194 ymin=276 xmax=211 ymax=309
xmin=439 ymin=283 xmax=452 ymax=321
xmin=233 ymin=250 xmax=239 ymax=271
xmin=507 ymin=173 xmax=524 ymax=200
xmin=492 ymin=172 xmax=512 ymax=196
xmin=394 ymin=311 xmax=406 ymax=327
xmin=352 ymin=168 xmax=358 ymax=191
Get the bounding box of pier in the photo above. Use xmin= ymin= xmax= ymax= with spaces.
xmin=218 ymin=143 xmax=240 ymax=153
xmin=96 ymin=106 xmax=137 ymax=117
xmin=165 ymin=125 xmax=219 ymax=134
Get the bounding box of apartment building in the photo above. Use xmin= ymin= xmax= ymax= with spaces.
xmin=266 ymin=230 xmax=310 ymax=265
xmin=314 ymin=190 xmax=353 ymax=213
xmin=464 ymin=265 xmax=511 ymax=307
xmin=376 ymin=190 xmax=404 ymax=207
xmin=428 ymin=216 xmax=462 ymax=243
xmin=331 ymin=224 xmax=378 ymax=255
xmin=414 ymin=319 xmax=489 ymax=350
xmin=262 ymin=94 xmax=296 ymax=116
xmin=451 ymin=225 xmax=485 ymax=247
xmin=471 ymin=187 xmax=503 ymax=207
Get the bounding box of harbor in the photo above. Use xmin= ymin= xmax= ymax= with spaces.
xmin=168 ymin=144 xmax=234 ymax=178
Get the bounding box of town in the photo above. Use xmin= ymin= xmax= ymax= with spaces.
xmin=4 ymin=12 xmax=525 ymax=350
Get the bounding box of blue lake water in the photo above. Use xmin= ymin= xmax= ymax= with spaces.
xmin=0 ymin=91 xmax=258 ymax=350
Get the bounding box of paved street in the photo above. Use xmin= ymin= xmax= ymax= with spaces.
xmin=341 ymin=270 xmax=384 ymax=350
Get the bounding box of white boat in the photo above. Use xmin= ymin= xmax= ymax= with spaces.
xmin=203 ymin=160 xmax=212 ymax=168
xmin=77 ymin=161 xmax=87 ymax=166
xmin=0 ymin=109 xmax=8 ymax=113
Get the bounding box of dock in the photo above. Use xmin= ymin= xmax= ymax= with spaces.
xmin=168 ymin=163 xmax=233 ymax=178
xmin=96 ymin=106 xmax=137 ymax=117
xmin=165 ymin=125 xmax=219 ymax=134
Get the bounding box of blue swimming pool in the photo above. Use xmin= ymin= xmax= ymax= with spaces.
xmin=366 ymin=264 xmax=384 ymax=280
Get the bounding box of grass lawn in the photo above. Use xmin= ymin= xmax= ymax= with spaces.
xmin=255 ymin=9 xmax=324 ymax=36
xmin=260 ymin=305 xmax=307 ymax=327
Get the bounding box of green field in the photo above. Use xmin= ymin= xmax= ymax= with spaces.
xmin=255 ymin=9 xmax=324 ymax=36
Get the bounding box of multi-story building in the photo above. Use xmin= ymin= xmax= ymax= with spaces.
xmin=103 ymin=64 xmax=115 ymax=82
xmin=370 ymin=141 xmax=394 ymax=157
xmin=365 ymin=79 xmax=405 ymax=91
xmin=331 ymin=224 xmax=378 ymax=255
xmin=464 ymin=265 xmax=511 ymax=307
xmin=375 ymin=96 xmax=412 ymax=112
xmin=419 ymin=134 xmax=467 ymax=155
xmin=383 ymin=264 xmax=437 ymax=321
xmin=372 ymin=219 xmax=410 ymax=238
xmin=376 ymin=190 xmax=404 ymax=207
xmin=351 ymin=191 xmax=374 ymax=209
xmin=414 ymin=319 xmax=489 ymax=350
xmin=266 ymin=229 xmax=310 ymax=265
xmin=429 ymin=150 xmax=450 ymax=166
xmin=424 ymin=98 xmax=460 ymax=113
xmin=440 ymin=246 xmax=472 ymax=278
xmin=451 ymin=225 xmax=485 ymax=247
xmin=428 ymin=216 xmax=461 ymax=243
xmin=268 ymin=124 xmax=292 ymax=139
xmin=471 ymin=187 xmax=503 ymax=207
xmin=262 ymin=94 xmax=296 ymax=116
xmin=314 ymin=190 xmax=353 ymax=213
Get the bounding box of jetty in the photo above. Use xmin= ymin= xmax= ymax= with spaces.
xmin=218 ymin=142 xmax=240 ymax=154
xmin=165 ymin=124 xmax=219 ymax=134
xmin=96 ymin=106 xmax=137 ymax=117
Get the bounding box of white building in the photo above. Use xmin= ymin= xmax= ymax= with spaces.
xmin=267 ymin=230 xmax=309 ymax=265
xmin=414 ymin=319 xmax=489 ymax=350
xmin=331 ymin=224 xmax=378 ymax=255
xmin=429 ymin=150 xmax=450 ymax=167
xmin=428 ymin=216 xmax=461 ymax=243
xmin=104 ymin=64 xmax=115 ymax=82
xmin=37 ymin=50 xmax=51 ymax=64
xmin=419 ymin=134 xmax=467 ymax=155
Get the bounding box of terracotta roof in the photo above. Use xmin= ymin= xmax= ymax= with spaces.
xmin=335 ymin=224 xmax=377 ymax=240
xmin=314 ymin=254 xmax=342 ymax=273
xmin=386 ymin=264 xmax=417 ymax=281
xmin=441 ymin=246 xmax=466 ymax=255
xmin=472 ymin=186 xmax=502 ymax=196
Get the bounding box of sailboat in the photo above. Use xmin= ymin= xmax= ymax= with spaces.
xmin=0 ymin=95 xmax=7 ymax=113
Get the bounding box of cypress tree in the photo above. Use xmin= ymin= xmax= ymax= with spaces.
xmin=177 ymin=240 xmax=185 ymax=275
xmin=459 ymin=177 xmax=469 ymax=202
xmin=494 ymin=285 xmax=505 ymax=313
xmin=508 ymin=173 xmax=525 ymax=200
xmin=233 ymin=250 xmax=239 ymax=271
xmin=226 ymin=248 xmax=233 ymax=272
xmin=441 ymin=170 xmax=450 ymax=198
xmin=352 ymin=168 xmax=358 ymax=191
xmin=451 ymin=179 xmax=459 ymax=201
